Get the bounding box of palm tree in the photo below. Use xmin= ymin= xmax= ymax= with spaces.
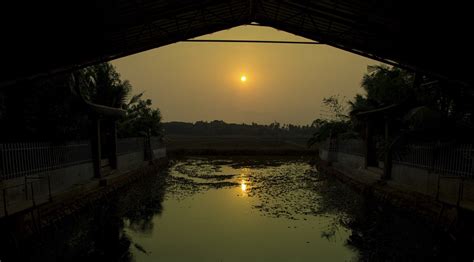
xmin=81 ymin=63 xmax=131 ymax=109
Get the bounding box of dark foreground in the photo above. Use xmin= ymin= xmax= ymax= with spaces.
xmin=0 ymin=157 xmax=473 ymax=261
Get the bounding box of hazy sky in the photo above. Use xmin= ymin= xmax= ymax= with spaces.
xmin=112 ymin=25 xmax=380 ymax=125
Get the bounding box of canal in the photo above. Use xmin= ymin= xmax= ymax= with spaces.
xmin=1 ymin=157 xmax=472 ymax=261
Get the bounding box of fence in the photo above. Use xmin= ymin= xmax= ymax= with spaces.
xmin=393 ymin=143 xmax=474 ymax=178
xmin=0 ymin=137 xmax=164 ymax=182
xmin=0 ymin=142 xmax=92 ymax=180
xmin=322 ymin=138 xmax=474 ymax=178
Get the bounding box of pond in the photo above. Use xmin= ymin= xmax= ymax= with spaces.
xmin=126 ymin=157 xmax=356 ymax=261
xmin=1 ymin=157 xmax=471 ymax=261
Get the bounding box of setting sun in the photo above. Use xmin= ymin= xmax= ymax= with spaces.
xmin=240 ymin=75 xmax=247 ymax=82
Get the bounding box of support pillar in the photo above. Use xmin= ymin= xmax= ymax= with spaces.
xmin=365 ymin=119 xmax=377 ymax=168
xmin=108 ymin=120 xmax=118 ymax=169
xmin=91 ymin=116 xmax=102 ymax=178
xmin=144 ymin=130 xmax=152 ymax=162
xmin=383 ymin=117 xmax=392 ymax=180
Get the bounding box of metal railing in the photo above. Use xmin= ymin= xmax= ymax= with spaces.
xmin=0 ymin=137 xmax=164 ymax=180
xmin=393 ymin=143 xmax=474 ymax=178
xmin=393 ymin=144 xmax=434 ymax=169
xmin=0 ymin=141 xmax=92 ymax=180
xmin=328 ymin=138 xmax=474 ymax=178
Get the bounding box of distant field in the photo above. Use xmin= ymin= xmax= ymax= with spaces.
xmin=164 ymin=135 xmax=317 ymax=155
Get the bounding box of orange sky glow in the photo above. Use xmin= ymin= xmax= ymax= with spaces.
xmin=112 ymin=25 xmax=381 ymax=125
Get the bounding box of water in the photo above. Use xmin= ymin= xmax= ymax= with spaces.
xmin=126 ymin=158 xmax=356 ymax=261
xmin=1 ymin=157 xmax=473 ymax=261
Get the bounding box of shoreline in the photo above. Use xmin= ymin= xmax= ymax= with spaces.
xmin=166 ymin=148 xmax=317 ymax=157
xmin=314 ymin=157 xmax=474 ymax=243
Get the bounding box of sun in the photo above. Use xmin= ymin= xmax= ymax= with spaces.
xmin=240 ymin=75 xmax=247 ymax=82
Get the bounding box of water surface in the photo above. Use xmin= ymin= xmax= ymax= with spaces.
xmin=127 ymin=157 xmax=357 ymax=261
xmin=2 ymin=157 xmax=472 ymax=261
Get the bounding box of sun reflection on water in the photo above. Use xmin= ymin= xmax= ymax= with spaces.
xmin=239 ymin=168 xmax=250 ymax=195
xmin=241 ymin=181 xmax=247 ymax=192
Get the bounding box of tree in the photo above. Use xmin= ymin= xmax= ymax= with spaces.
xmin=81 ymin=63 xmax=131 ymax=109
xmin=0 ymin=62 xmax=164 ymax=142
xmin=360 ymin=65 xmax=414 ymax=107
xmin=349 ymin=64 xmax=474 ymax=143
xmin=308 ymin=95 xmax=352 ymax=147
xmin=0 ymin=71 xmax=90 ymax=142
xmin=118 ymin=95 xmax=163 ymax=138
xmin=321 ymin=95 xmax=349 ymax=120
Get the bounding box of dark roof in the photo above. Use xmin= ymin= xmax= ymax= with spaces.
xmin=1 ymin=0 xmax=473 ymax=87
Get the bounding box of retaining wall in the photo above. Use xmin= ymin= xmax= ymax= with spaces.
xmin=1 ymin=147 xmax=167 ymax=216
xmin=320 ymin=148 xmax=474 ymax=210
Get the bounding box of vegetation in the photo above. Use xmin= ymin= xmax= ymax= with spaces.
xmin=0 ymin=73 xmax=89 ymax=142
xmin=118 ymin=94 xmax=163 ymax=138
xmin=0 ymin=62 xmax=163 ymax=142
xmin=163 ymin=120 xmax=316 ymax=137
xmin=165 ymin=135 xmax=315 ymax=156
xmin=161 ymin=120 xmax=317 ymax=156
xmin=309 ymin=64 xmax=474 ymax=147
xmin=80 ymin=63 xmax=132 ymax=108
xmin=307 ymin=95 xmax=353 ymax=147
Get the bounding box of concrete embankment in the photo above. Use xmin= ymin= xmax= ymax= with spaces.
xmin=0 ymin=158 xmax=168 ymax=238
xmin=314 ymin=158 xmax=474 ymax=240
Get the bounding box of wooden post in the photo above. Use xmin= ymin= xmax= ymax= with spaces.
xmin=383 ymin=117 xmax=392 ymax=180
xmin=412 ymin=72 xmax=422 ymax=89
xmin=3 ymin=188 xmax=7 ymax=217
xmin=109 ymin=120 xmax=118 ymax=169
xmin=365 ymin=119 xmax=377 ymax=168
xmin=364 ymin=121 xmax=370 ymax=168
xmin=91 ymin=116 xmax=102 ymax=178
xmin=144 ymin=129 xmax=152 ymax=162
